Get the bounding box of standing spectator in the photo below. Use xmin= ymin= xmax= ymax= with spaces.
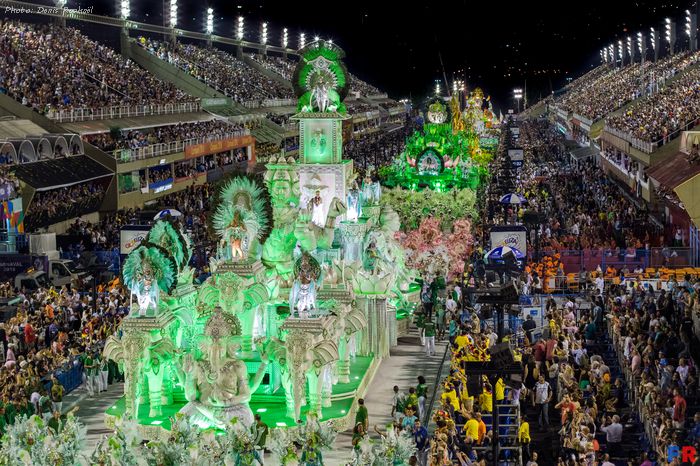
xmin=600 ymin=415 xmax=623 ymax=458
xmin=534 ymin=374 xmax=552 ymax=430
xmin=50 ymin=375 xmax=64 ymax=414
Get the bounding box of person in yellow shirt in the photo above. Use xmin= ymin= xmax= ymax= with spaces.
xmin=441 ymin=384 xmax=460 ymax=412
xmin=464 ymin=414 xmax=479 ymax=443
xmin=519 ymin=418 xmax=531 ymax=462
xmin=454 ymin=331 xmax=470 ymax=350
xmin=495 ymin=377 xmax=505 ymax=403
xmin=479 ymin=384 xmax=493 ymax=413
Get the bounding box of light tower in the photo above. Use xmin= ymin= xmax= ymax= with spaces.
xmin=651 ymin=27 xmax=659 ymax=61
xmin=119 ymin=0 xmax=129 ymax=19
xmin=169 ymin=0 xmax=177 ymax=27
xmin=282 ymin=28 xmax=289 ymax=48
xmin=299 ymin=32 xmax=306 ymax=49
xmin=627 ymin=36 xmax=635 ymax=63
xmin=513 ymin=88 xmax=523 ymax=113
xmin=665 ymin=18 xmax=676 ymax=55
xmin=687 ymin=9 xmax=698 ymax=51
xmin=609 ymin=43 xmax=616 ymax=65
xmin=236 ymin=16 xmax=244 ymax=40
xmin=261 ymin=22 xmax=268 ymax=45
xmin=637 ymin=32 xmax=645 ymax=64
xmin=617 ymin=40 xmax=624 ymax=66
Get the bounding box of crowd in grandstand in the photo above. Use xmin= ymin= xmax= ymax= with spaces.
xmin=0 ymin=21 xmax=194 ymax=115
xmin=606 ymin=62 xmax=700 ymax=144
xmin=26 ymin=181 xmax=107 ymax=230
xmin=344 ymin=123 xmax=411 ymax=174
xmin=138 ymin=37 xmax=294 ymax=103
xmin=559 ymin=51 xmax=700 ymax=122
xmin=252 ymin=54 xmax=296 ymax=80
xmin=84 ymin=120 xmax=244 ymax=153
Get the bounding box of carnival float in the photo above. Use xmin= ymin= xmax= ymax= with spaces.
xmin=381 ymin=88 xmax=499 ymax=192
xmin=101 ymin=40 xmax=420 ymax=445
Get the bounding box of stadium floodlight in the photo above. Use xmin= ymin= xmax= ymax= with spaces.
xmin=666 ymin=17 xmax=672 ymax=42
xmin=513 ymin=88 xmax=523 ymax=112
xmin=236 ymin=16 xmax=244 ymax=40
xmin=55 ymin=0 xmax=67 ymax=7
xmin=617 ymin=40 xmax=623 ymax=63
xmin=637 ymin=31 xmax=643 ymax=53
xmin=436 ymin=81 xmax=441 ymax=96
xmin=688 ymin=9 xmax=698 ymax=51
xmin=120 ymin=0 xmax=130 ymax=19
xmin=206 ymin=7 xmax=213 ymax=35
xmin=299 ymin=32 xmax=306 ymax=48
xmin=282 ymin=28 xmax=288 ymax=48
xmin=261 ymin=22 xmax=268 ymax=45
xmin=314 ymin=35 xmax=320 ymax=42
xmin=650 ymin=27 xmax=656 ymax=48
xmin=169 ymin=0 xmax=177 ymax=28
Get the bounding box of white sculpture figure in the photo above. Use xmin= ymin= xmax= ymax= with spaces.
xmin=180 ymin=308 xmax=268 ymax=429
xmin=288 ymin=253 xmax=321 ymax=318
xmin=346 ymin=181 xmax=362 ymax=222
xmin=310 ymin=190 xmax=326 ymax=227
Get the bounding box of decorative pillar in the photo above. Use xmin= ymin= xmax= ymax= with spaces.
xmin=337 ymin=337 xmax=350 ymax=383
xmin=321 ymin=365 xmax=333 ymax=408
xmin=306 ymin=369 xmax=323 ymax=419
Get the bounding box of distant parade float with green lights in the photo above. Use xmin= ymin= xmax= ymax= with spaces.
xmin=382 ymin=89 xmax=499 ymax=192
xmin=98 ymin=40 xmax=420 ymax=464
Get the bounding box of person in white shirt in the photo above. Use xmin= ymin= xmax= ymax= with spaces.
xmin=446 ymin=296 xmax=457 ymax=314
xmin=677 ymin=358 xmax=690 ymax=384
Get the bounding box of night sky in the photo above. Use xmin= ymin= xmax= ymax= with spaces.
xmin=29 ymin=0 xmax=699 ymax=111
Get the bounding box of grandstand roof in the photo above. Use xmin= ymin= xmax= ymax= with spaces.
xmin=646 ymin=151 xmax=700 ymax=190
xmin=14 ymin=155 xmax=112 ymax=191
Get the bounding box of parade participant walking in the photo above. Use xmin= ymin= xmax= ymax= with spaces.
xmin=424 ymin=318 xmax=436 ymax=357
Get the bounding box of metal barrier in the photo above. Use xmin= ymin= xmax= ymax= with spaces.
xmin=424 ymin=341 xmax=451 ymax=426
xmin=111 ymin=130 xmax=249 ymax=162
xmin=47 ymin=102 xmax=202 ymax=123
xmin=532 ymin=247 xmax=694 ymax=273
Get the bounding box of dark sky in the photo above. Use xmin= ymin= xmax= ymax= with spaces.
xmin=40 ymin=0 xmax=699 ymax=111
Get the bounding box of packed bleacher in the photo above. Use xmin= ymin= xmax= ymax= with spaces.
xmin=349 ymin=72 xmax=383 ymax=96
xmin=83 ymin=119 xmax=245 ymax=152
xmin=605 ymin=62 xmax=700 ymax=143
xmin=25 ymin=180 xmax=108 ymax=231
xmin=0 ymin=21 xmax=195 ymax=116
xmin=344 ymin=123 xmax=411 ymax=173
xmin=137 ymin=37 xmax=294 ymax=103
xmin=559 ymin=51 xmax=700 ymax=122
xmin=252 ymin=54 xmax=296 ymax=80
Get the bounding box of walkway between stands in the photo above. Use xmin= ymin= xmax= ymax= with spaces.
xmin=324 ymin=327 xmax=448 ymax=466
xmin=64 ymin=381 xmax=124 ymax=453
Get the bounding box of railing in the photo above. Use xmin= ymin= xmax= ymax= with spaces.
xmin=262 ymin=98 xmax=296 ymax=108
xmin=604 ymin=117 xmax=700 ymax=154
xmin=46 ymin=102 xmax=202 ymax=123
xmin=367 ymin=93 xmax=389 ymax=99
xmin=531 ymin=247 xmax=694 ymax=273
xmin=282 ymin=122 xmax=299 ymax=133
xmin=111 ymin=130 xmax=249 ymax=163
xmin=571 ymin=112 xmax=593 ymax=128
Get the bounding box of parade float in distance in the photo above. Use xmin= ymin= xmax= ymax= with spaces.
xmin=382 ymin=88 xmax=500 ymax=192
xmin=95 ymin=40 xmax=420 ymax=460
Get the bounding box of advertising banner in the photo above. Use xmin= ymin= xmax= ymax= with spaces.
xmin=185 ymin=135 xmax=255 ymax=159
xmin=120 ymin=226 xmax=151 ymax=255
xmin=489 ymin=226 xmax=528 ymax=254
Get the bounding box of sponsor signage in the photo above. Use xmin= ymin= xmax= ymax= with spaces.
xmin=185 ymin=135 xmax=255 ymax=160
